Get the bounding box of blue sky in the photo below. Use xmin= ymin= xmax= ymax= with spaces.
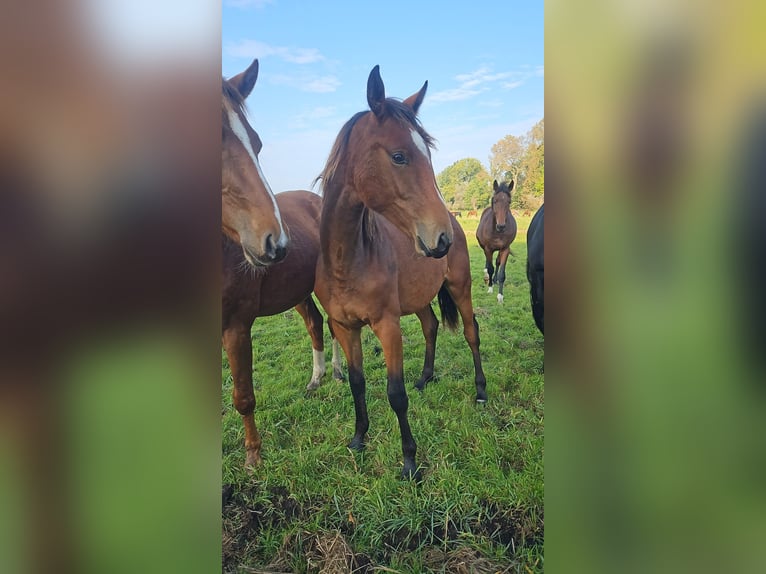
xmin=223 ymin=0 xmax=543 ymax=193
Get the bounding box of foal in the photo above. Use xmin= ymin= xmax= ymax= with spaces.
xmin=315 ymin=66 xmax=486 ymax=480
xmin=476 ymin=180 xmax=518 ymax=303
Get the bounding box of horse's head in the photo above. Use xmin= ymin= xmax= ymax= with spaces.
xmin=222 ymin=59 xmax=288 ymax=267
xmin=491 ymin=179 xmax=514 ymax=232
xmin=346 ymin=66 xmax=453 ymax=258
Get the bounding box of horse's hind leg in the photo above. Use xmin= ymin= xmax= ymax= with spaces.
xmin=494 ymin=248 xmax=511 ymax=304
xmin=414 ymin=305 xmax=439 ymax=391
xmin=295 ymin=296 xmax=326 ymax=391
xmin=446 ymin=257 xmax=488 ymax=403
xmin=222 ymin=322 xmax=261 ymax=467
xmin=328 ymin=319 xmax=344 ymax=380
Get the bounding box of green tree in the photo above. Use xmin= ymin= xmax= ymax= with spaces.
xmin=489 ymin=118 xmax=544 ymax=210
xmin=436 ymin=158 xmax=488 ymax=210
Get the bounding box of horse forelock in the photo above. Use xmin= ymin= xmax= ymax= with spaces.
xmin=494 ymin=182 xmax=512 ymax=197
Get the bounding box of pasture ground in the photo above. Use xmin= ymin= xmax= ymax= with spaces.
xmin=222 ymin=214 xmax=544 ymax=573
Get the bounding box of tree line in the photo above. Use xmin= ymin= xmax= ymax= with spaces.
xmin=436 ymin=118 xmax=544 ymax=212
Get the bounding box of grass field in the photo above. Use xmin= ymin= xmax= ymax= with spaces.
xmin=222 ymin=214 xmax=544 ymax=573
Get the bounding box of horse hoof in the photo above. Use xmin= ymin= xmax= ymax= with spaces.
xmin=245 ymin=451 xmax=262 ymax=468
xmin=414 ymin=374 xmax=434 ymax=391
xmin=497 ymin=293 xmax=504 ymax=304
xmin=401 ymin=465 xmax=423 ymax=482
xmin=348 ymin=437 xmax=366 ymax=451
xmin=333 ymin=368 xmax=345 ymax=381
xmin=475 ymin=388 xmax=488 ymax=403
xmin=487 ymin=286 xmax=493 ymax=294
xmin=305 ymin=379 xmax=321 ymax=392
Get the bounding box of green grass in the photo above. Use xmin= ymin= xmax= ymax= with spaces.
xmin=222 ymin=214 xmax=543 ymax=573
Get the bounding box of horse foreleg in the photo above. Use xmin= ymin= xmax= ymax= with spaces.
xmin=372 ymin=315 xmax=420 ymax=481
xmin=295 ymin=296 xmax=326 ymax=392
xmin=484 ymin=248 xmax=495 ymax=293
xmin=222 ymin=323 xmax=261 ymax=467
xmin=414 ymin=305 xmax=439 ymax=391
xmin=494 ymin=249 xmax=511 ymax=304
xmin=331 ymin=320 xmax=368 ymax=451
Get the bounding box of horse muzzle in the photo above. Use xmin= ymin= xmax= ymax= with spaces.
xmin=242 ymin=234 xmax=288 ymax=267
xmin=416 ymin=232 xmax=452 ymax=259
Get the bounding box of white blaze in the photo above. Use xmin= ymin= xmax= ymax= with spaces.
xmin=227 ymin=109 xmax=288 ymax=247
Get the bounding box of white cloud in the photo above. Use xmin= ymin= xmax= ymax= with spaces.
xmin=271 ymin=73 xmax=341 ymax=93
xmin=226 ymin=39 xmax=324 ymax=64
xmin=431 ymin=65 xmax=537 ymax=103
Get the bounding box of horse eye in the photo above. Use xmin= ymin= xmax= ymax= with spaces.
xmin=391 ymin=152 xmax=407 ymax=165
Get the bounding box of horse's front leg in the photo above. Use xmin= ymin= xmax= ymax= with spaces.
xmin=483 ymin=248 xmax=495 ymax=293
xmin=494 ymin=248 xmax=511 ymax=304
xmin=330 ymin=320 xmax=368 ymax=450
xmin=222 ymin=322 xmax=261 ymax=467
xmin=371 ymin=315 xmax=420 ymax=481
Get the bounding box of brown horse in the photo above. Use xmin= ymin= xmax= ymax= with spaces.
xmin=314 ymin=65 xmax=486 ymax=481
xmin=222 ymin=60 xmax=341 ymax=468
xmin=476 ymin=180 xmax=518 ymax=303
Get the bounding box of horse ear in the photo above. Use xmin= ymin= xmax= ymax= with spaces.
xmin=367 ymin=65 xmax=386 ymax=117
xmin=508 ymin=180 xmax=515 ymax=192
xmin=403 ymin=80 xmax=428 ymax=114
xmin=230 ymin=59 xmax=259 ymax=100
xmin=493 ymin=180 xmax=499 ymax=193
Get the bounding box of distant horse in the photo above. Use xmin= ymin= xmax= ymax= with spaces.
xmin=467 ymin=210 xmax=479 ymax=218
xmin=527 ymin=204 xmax=544 ymax=334
xmin=476 ymin=180 xmax=518 ymax=303
xmin=315 ymin=65 xmax=486 ymax=480
xmin=222 ymin=60 xmax=340 ymax=467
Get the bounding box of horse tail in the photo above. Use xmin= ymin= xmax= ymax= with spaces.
xmin=437 ymin=284 xmax=459 ymax=332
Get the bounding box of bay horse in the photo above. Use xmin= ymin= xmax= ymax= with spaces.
xmin=315 ymin=65 xmax=486 ymax=481
xmin=223 ymin=60 xmax=341 ymax=468
xmin=476 ymin=180 xmax=518 ymax=303
xmin=527 ymin=203 xmax=544 ymax=334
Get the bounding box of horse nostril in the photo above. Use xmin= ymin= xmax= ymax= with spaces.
xmin=437 ymin=232 xmax=451 ymax=252
xmin=496 ymin=224 xmax=506 ymax=232
xmin=264 ymin=234 xmax=277 ymax=259
xmin=274 ymin=244 xmax=287 ymax=261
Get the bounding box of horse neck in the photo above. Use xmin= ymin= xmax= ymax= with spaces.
xmin=320 ymin=178 xmax=375 ymax=275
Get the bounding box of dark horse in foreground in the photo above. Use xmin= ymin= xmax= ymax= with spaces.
xmin=527 ymin=203 xmax=544 ymax=334
xmin=314 ymin=65 xmax=486 ymax=480
xmin=222 ymin=60 xmax=340 ymax=467
xmin=476 ymin=180 xmax=518 ymax=303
